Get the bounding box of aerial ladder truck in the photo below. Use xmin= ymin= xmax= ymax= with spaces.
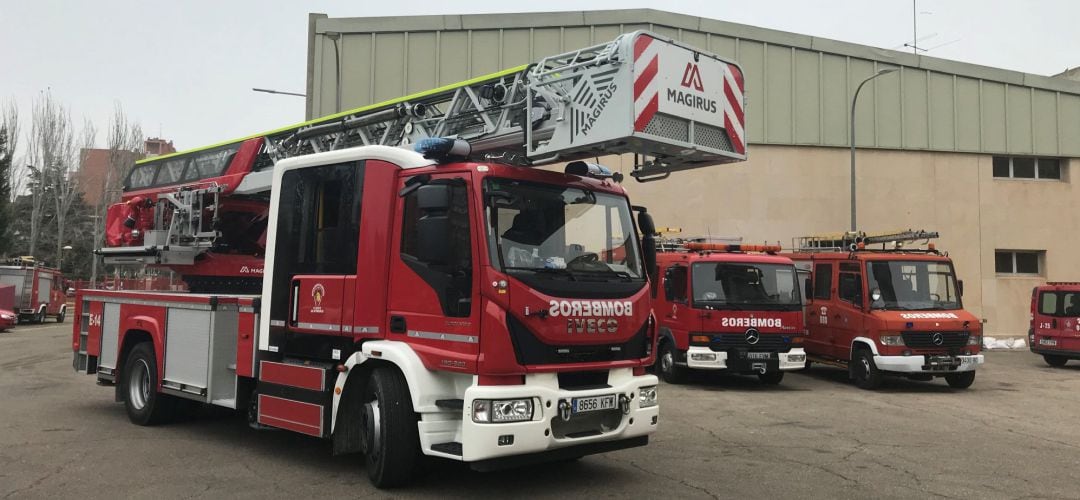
xmin=74 ymin=31 xmax=747 ymax=487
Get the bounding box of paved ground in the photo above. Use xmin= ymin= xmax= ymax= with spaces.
xmin=2 ymin=322 xmax=1079 ymax=499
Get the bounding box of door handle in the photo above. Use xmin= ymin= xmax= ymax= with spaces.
xmin=390 ymin=316 xmax=407 ymax=333
xmin=1052 ymin=318 xmax=1058 ymax=329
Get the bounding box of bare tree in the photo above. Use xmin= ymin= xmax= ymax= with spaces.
xmin=2 ymin=100 xmax=23 ymax=202
xmin=53 ymin=117 xmax=96 ymax=269
xmin=26 ymin=91 xmax=76 ymax=259
xmin=91 ymin=104 xmax=143 ymax=284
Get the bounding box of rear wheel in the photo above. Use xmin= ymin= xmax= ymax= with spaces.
xmin=758 ymin=370 xmax=784 ymax=385
xmin=361 ymin=367 xmax=420 ymax=488
xmin=56 ymin=307 xmax=65 ymax=323
xmin=121 ymin=342 xmax=176 ymax=425
xmin=851 ymin=348 xmax=882 ymax=390
xmin=35 ymin=310 xmax=45 ymax=324
xmin=945 ymin=371 xmax=976 ymax=389
xmin=658 ymin=341 xmax=688 ymax=384
xmin=1044 ymin=354 xmax=1068 ymax=367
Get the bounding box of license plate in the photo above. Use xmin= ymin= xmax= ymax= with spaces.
xmin=1040 ymin=338 xmax=1058 ymax=346
xmin=572 ymin=394 xmax=617 ymax=414
xmin=746 ymin=352 xmax=771 ymax=360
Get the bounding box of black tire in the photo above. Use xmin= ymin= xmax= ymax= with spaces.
xmin=945 ymin=371 xmax=976 ymax=389
xmin=1044 ymin=354 xmax=1068 ymax=367
xmin=35 ymin=310 xmax=45 ymax=324
xmin=56 ymin=308 xmax=65 ymax=323
xmin=657 ymin=340 xmax=688 ymax=384
xmin=362 ymin=367 xmax=420 ymax=488
xmin=851 ymin=348 xmax=883 ymax=390
xmin=121 ymin=342 xmax=176 ymax=425
xmin=758 ymin=370 xmax=784 ymax=385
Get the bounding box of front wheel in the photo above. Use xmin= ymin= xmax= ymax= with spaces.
xmin=1044 ymin=354 xmax=1068 ymax=367
xmin=121 ymin=342 xmax=177 ymax=425
xmin=758 ymin=371 xmax=784 ymax=385
xmin=56 ymin=308 xmax=66 ymax=323
xmin=945 ymin=371 xmax=976 ymax=389
xmin=851 ymin=349 xmax=882 ymax=390
xmin=657 ymin=341 xmax=688 ymax=384
xmin=362 ymin=367 xmax=420 ymax=488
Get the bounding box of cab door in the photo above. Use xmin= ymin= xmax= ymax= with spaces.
xmin=833 ymin=263 xmax=866 ymax=361
xmin=804 ymin=261 xmax=835 ymax=358
xmin=1032 ymin=288 xmax=1058 ymax=347
xmin=1055 ymin=290 xmax=1080 ymax=352
xmin=660 ymin=264 xmax=693 ymax=351
xmin=386 ymin=173 xmax=479 ymax=372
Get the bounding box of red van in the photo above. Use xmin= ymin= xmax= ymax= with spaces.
xmin=653 ymin=240 xmax=807 ymax=385
xmin=1029 ymin=282 xmax=1080 ymax=366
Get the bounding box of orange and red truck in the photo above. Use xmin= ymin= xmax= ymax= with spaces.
xmin=1029 ymin=282 xmax=1080 ymax=367
xmin=653 ymin=239 xmax=806 ymax=384
xmin=788 ymin=231 xmax=983 ymax=390
xmin=72 ymin=31 xmax=748 ymax=487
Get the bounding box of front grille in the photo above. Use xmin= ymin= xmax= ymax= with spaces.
xmin=550 ymin=407 xmax=623 ymax=439
xmin=901 ymin=331 xmax=969 ymax=349
xmin=703 ymin=333 xmax=791 ymax=350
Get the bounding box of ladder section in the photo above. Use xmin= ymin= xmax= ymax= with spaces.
xmin=795 ymin=230 xmax=940 ymax=252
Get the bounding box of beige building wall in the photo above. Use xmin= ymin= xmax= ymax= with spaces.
xmin=305 ymin=9 xmax=1080 ymax=338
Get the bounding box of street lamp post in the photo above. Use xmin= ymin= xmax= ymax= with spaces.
xmin=850 ymin=67 xmax=898 ymax=232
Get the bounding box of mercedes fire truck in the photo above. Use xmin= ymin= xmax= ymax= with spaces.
xmin=653 ymin=239 xmax=806 ymax=385
xmin=72 ymin=31 xmax=748 ymax=487
xmin=788 ymin=230 xmax=983 ymax=390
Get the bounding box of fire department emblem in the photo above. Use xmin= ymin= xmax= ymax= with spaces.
xmin=311 ymin=283 xmax=326 ymax=314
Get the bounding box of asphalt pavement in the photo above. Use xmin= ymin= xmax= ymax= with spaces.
xmin=2 ymin=322 xmax=1078 ymax=499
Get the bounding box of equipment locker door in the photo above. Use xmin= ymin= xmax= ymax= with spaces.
xmin=387 ymin=173 xmax=480 ymax=370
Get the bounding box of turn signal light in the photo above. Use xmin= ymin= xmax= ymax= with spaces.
xmin=790 ymin=336 xmax=804 ymax=344
xmin=691 ymin=335 xmax=709 ymax=343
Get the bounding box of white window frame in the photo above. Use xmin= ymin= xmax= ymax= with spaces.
xmin=995 ymin=250 xmax=1044 ymax=276
xmin=992 ymin=156 xmax=1063 ymax=181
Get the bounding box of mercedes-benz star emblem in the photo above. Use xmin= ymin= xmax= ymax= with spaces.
xmin=931 ymin=332 xmax=944 ymax=346
xmin=745 ymin=328 xmax=761 ymax=345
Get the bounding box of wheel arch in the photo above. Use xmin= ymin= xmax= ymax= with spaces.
xmin=851 ymin=336 xmax=879 ymax=356
xmin=115 ymin=329 xmax=155 ymax=401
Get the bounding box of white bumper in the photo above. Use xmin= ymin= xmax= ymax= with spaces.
xmin=874 ymin=354 xmax=984 ymax=373
xmin=438 ymin=368 xmax=657 ymax=463
xmin=685 ymin=346 xmax=806 ymax=371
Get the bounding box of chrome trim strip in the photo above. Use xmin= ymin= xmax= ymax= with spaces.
xmin=80 ymin=295 xmax=220 ymax=311
xmin=296 ymin=322 xmax=341 ymax=332
xmin=407 ymin=330 xmax=478 ymax=344
xmin=353 ymin=326 xmax=380 ymax=334
xmin=270 ymin=320 xmax=286 ymax=327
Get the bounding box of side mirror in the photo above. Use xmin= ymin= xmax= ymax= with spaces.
xmin=417 ymin=184 xmax=450 ymax=211
xmin=416 ymin=184 xmax=452 ymax=265
xmin=958 ymin=279 xmax=964 ymax=298
xmin=804 ymin=278 xmax=813 ymax=302
xmin=637 ymin=210 xmax=657 ymax=282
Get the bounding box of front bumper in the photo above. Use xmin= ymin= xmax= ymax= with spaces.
xmin=874 ymin=354 xmax=983 ymax=373
xmin=686 ymin=346 xmax=806 ymax=372
xmin=449 ymin=368 xmax=658 ymax=463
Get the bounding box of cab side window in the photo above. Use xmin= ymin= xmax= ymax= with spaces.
xmin=813 ymin=264 xmax=832 ymax=300
xmin=400 ymin=179 xmax=472 ymax=317
xmin=838 ymin=272 xmax=863 ymax=306
xmin=664 ymin=266 xmax=688 ymax=303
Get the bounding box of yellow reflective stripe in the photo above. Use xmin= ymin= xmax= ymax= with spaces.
xmin=137 ymin=64 xmax=531 ymax=165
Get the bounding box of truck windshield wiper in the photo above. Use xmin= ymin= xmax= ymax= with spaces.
xmin=504 ymin=267 xmax=577 ymax=281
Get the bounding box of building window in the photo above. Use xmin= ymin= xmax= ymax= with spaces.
xmin=992 ymin=156 xmax=1063 ymax=180
xmin=995 ymin=250 xmax=1043 ymax=275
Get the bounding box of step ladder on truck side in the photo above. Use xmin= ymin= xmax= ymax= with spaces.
xmin=76 ymin=30 xmax=749 ymax=488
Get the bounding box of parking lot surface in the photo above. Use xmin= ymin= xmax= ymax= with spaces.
xmin=2 ymin=322 xmax=1078 ymax=499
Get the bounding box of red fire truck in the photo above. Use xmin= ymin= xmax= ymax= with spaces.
xmin=653 ymin=239 xmax=806 ymax=385
xmin=788 ymin=231 xmax=983 ymax=390
xmin=0 ymin=260 xmax=68 ymax=323
xmin=72 ymin=31 xmax=748 ymax=487
xmin=1029 ymin=282 xmax=1080 ymax=366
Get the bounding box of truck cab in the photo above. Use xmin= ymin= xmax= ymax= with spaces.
xmin=653 ymin=241 xmax=807 ymax=385
xmin=1029 ymin=282 xmax=1080 ymax=366
xmin=789 ymin=232 xmax=983 ymax=390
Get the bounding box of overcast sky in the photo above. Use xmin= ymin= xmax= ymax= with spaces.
xmin=3 ymin=0 xmax=1078 ymax=153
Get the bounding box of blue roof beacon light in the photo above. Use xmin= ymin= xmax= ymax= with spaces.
xmin=414 ymin=137 xmax=472 ymax=162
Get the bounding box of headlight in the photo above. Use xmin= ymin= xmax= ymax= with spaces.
xmin=880 ymin=335 xmax=905 ymax=346
xmin=690 ymin=352 xmax=716 ymax=362
xmin=471 ymin=398 xmax=534 ymax=423
xmin=0 ymin=314 xmax=12 ymax=320
xmin=967 ymin=335 xmax=982 ymax=346
xmin=638 ymin=385 xmax=658 ymax=408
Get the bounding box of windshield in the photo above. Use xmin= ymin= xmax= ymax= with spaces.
xmin=691 ymin=262 xmax=801 ymax=310
xmin=484 ymin=178 xmax=643 ymax=280
xmin=866 ymin=260 xmax=961 ymax=310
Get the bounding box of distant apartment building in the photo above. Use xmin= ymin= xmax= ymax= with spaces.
xmin=78 ymin=137 xmax=175 ymax=206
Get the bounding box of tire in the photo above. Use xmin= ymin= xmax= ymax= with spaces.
xmin=945 ymin=371 xmax=976 ymax=389
xmin=35 ymin=310 xmax=45 ymax=324
xmin=758 ymin=371 xmax=784 ymax=385
xmin=121 ymin=342 xmax=176 ymax=425
xmin=1044 ymin=354 xmax=1068 ymax=367
xmin=361 ymin=367 xmax=420 ymax=488
xmin=56 ymin=308 xmax=66 ymax=323
xmin=657 ymin=341 xmax=688 ymax=384
xmin=851 ymin=348 xmax=882 ymax=390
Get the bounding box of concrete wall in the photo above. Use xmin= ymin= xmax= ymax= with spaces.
xmin=307 ymin=9 xmax=1080 ymax=157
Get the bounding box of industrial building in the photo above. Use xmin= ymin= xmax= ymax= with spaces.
xmin=303 ymin=9 xmax=1080 ymax=337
